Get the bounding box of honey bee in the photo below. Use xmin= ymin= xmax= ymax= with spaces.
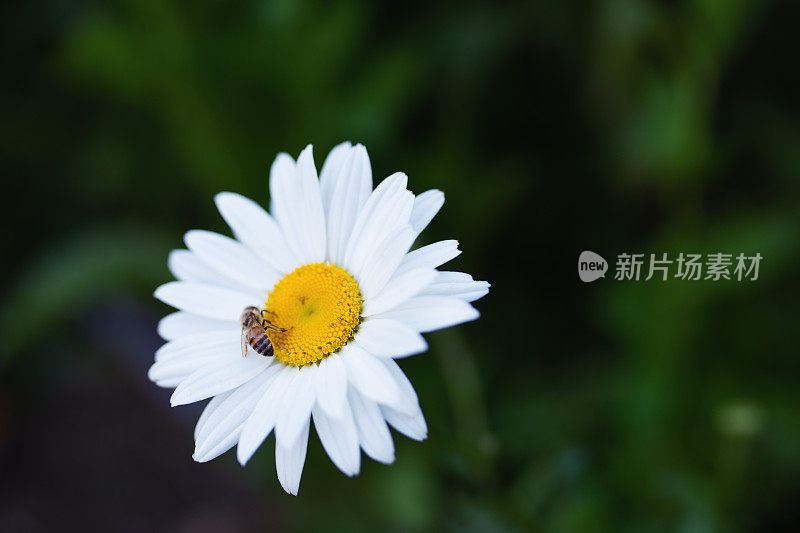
xmin=240 ymin=306 xmax=285 ymax=357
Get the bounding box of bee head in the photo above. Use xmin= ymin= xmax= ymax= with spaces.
xmin=240 ymin=306 xmax=261 ymax=326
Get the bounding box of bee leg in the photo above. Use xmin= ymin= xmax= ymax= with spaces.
xmin=262 ymin=309 xmax=285 ymax=323
xmin=262 ymin=318 xmax=287 ymax=333
xmin=241 ymin=331 xmax=247 ymax=357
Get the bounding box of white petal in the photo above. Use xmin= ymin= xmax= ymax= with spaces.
xmin=344 ymin=173 xmax=404 ymax=263
xmin=154 ymin=281 xmax=261 ymax=321
xmin=170 ymin=352 xmax=273 ymax=407
xmin=325 ymin=145 xmax=373 ymax=265
xmin=157 ymin=311 xmax=234 ymax=341
xmin=379 ymin=358 xmax=420 ymax=416
xmin=344 ymin=172 xmax=413 ymax=277
xmin=358 ymin=226 xmax=416 ymax=300
xmin=312 ymin=402 xmax=360 ymax=476
xmin=428 ymin=271 xmax=472 ymax=283
xmin=154 ymin=330 xmax=240 ymax=362
xmin=275 ymin=419 xmax=310 ymax=496
xmin=382 ymin=403 xmax=427 ymax=441
xmin=340 ymin=344 xmax=400 ymax=407
xmin=376 ymin=296 xmax=479 ymax=333
xmin=393 ymin=240 xmax=461 ymax=276
xmin=149 ymin=352 xmax=219 ymax=388
xmin=275 ymin=365 xmax=316 ymax=449
xmin=194 ymin=365 xmax=283 ymax=461
xmin=314 ymin=353 xmax=348 ymax=419
xmin=419 ymin=271 xmax=490 ymax=302
xmin=185 ymin=230 xmax=278 ymax=292
xmin=295 ymin=145 xmax=327 ymax=262
xmin=269 ymin=153 xmax=295 ymax=207
xmin=348 ymin=388 xmax=395 ymax=464
xmin=354 ymin=318 xmax=427 ymax=359
xmin=269 ymin=153 xmax=307 ymax=263
xmin=363 ymin=268 xmax=437 ymax=317
xmin=214 ymin=192 xmax=298 ymax=274
xmin=152 ymin=331 xmax=238 ymax=387
xmin=168 ymin=249 xmax=250 ymax=292
xmin=194 ymin=429 xmax=240 ymax=463
xmin=237 ymin=364 xmax=296 ymax=465
xmin=168 ymin=249 xmax=220 ymax=284
xmin=409 ymin=189 xmax=444 ymax=239
xmin=269 ymin=148 xmax=326 ymax=264
xmin=319 ymin=141 xmax=353 ymax=213
xmin=194 ymin=391 xmax=232 ymax=441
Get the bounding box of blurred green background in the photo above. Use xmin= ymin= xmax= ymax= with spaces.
xmin=2 ymin=0 xmax=800 ymax=531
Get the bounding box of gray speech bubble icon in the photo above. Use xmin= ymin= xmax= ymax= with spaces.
xmin=578 ymin=251 xmax=608 ymax=282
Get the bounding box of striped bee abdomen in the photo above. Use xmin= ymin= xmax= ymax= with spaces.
xmin=250 ymin=334 xmax=274 ymax=357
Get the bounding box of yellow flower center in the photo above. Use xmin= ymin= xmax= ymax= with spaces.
xmin=263 ymin=263 xmax=363 ymax=366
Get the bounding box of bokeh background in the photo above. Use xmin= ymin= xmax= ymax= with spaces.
xmin=2 ymin=0 xmax=800 ymax=531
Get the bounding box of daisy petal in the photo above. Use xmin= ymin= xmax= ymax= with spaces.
xmin=275 ymin=365 xmax=317 ymax=450
xmin=194 ymin=428 xmax=240 ymax=463
xmin=154 ymin=330 xmax=240 ymax=362
xmin=168 ymin=249 xmax=219 ymax=284
xmin=315 ymin=353 xmax=348 ymax=419
xmin=194 ymin=365 xmax=283 ymax=462
xmin=295 ymin=145 xmax=327 ymax=262
xmin=393 ymin=240 xmax=461 ymax=276
xmin=312 ymin=403 xmax=360 ymax=476
xmin=340 ymin=344 xmax=400 ymax=407
xmin=269 ymin=153 xmax=307 ymax=263
xmin=157 ymin=311 xmax=234 ymax=341
xmin=344 ymin=172 xmax=413 ymax=277
xmin=379 ymin=358 xmax=420 ymax=415
xmin=348 ymin=388 xmax=395 ymax=464
xmin=215 ymin=192 xmax=298 ymax=274
xmin=325 ymin=145 xmax=373 ymax=265
xmin=151 ymin=337 xmax=230 ymax=386
xmin=409 ymin=189 xmax=444 ymax=239
xmin=237 ymin=365 xmax=296 ymax=465
xmin=154 ymin=281 xmax=261 ymax=321
xmin=168 ymin=249 xmax=249 ymax=292
xmin=195 ymin=391 xmax=232 ymax=441
xmin=171 ymin=353 xmax=273 ymax=407
xmin=148 ymin=352 xmax=219 ymax=388
xmin=382 ymin=403 xmax=428 ymax=441
xmin=344 ymin=173 xmax=404 ymax=263
xmin=358 ymin=226 xmax=416 ymax=300
xmin=363 ymin=268 xmax=437 ymax=317
xmin=420 ymin=271 xmax=491 ymax=302
xmin=319 ymin=141 xmax=353 ymax=213
xmin=376 ymin=296 xmax=479 ymax=333
xmin=275 ymin=419 xmax=310 ymax=496
xmin=185 ymin=230 xmax=279 ymax=292
xmin=354 ymin=318 xmax=427 ymax=359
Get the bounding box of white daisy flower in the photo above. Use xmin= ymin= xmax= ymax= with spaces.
xmin=150 ymin=142 xmax=489 ymax=495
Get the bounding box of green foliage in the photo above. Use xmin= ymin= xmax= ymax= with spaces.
xmin=1 ymin=228 xmax=172 ymax=361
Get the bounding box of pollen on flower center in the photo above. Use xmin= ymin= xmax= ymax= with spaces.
xmin=263 ymin=263 xmax=362 ymax=366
